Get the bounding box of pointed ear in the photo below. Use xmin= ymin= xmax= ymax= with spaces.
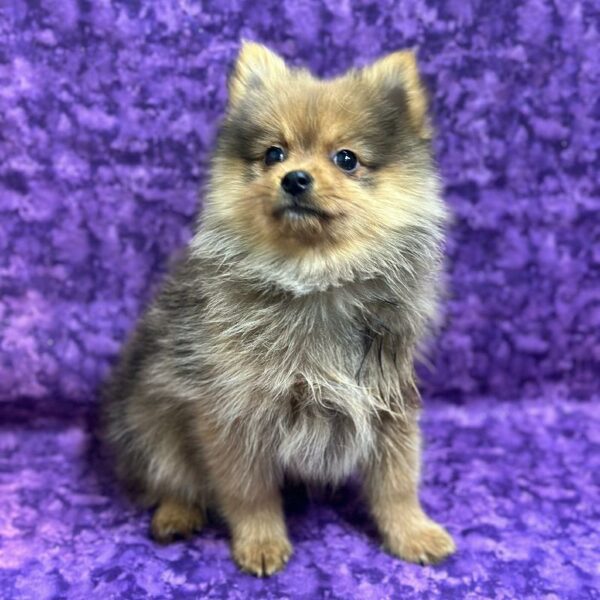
xmin=362 ymin=49 xmax=432 ymax=139
xmin=228 ymin=42 xmax=288 ymax=107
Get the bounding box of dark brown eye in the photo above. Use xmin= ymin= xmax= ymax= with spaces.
xmin=265 ymin=146 xmax=285 ymax=166
xmin=333 ymin=149 xmax=358 ymax=172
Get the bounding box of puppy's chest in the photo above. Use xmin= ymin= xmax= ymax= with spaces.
xmin=237 ymin=292 xmax=381 ymax=481
xmin=252 ymin=294 xmax=364 ymax=372
xmin=272 ymin=374 xmax=377 ymax=483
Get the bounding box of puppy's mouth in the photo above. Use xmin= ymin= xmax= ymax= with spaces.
xmin=273 ymin=203 xmax=332 ymax=221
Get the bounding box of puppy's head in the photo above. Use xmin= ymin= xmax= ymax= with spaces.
xmin=202 ymin=42 xmax=446 ymax=290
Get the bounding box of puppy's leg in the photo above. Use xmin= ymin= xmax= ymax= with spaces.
xmin=151 ymin=498 xmax=204 ymax=543
xmin=364 ymin=413 xmax=455 ymax=565
xmin=202 ymin=431 xmax=291 ymax=576
xmin=225 ymin=485 xmax=292 ymax=577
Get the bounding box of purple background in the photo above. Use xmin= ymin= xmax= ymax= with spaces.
xmin=0 ymin=1 xmax=599 ymax=598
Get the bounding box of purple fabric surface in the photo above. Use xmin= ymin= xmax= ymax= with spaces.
xmin=1 ymin=0 xmax=598 ymax=404
xmin=1 ymin=393 xmax=599 ymax=599
xmin=1 ymin=1 xmax=599 ymax=598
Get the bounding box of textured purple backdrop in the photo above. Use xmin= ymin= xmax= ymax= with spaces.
xmin=1 ymin=1 xmax=599 ymax=598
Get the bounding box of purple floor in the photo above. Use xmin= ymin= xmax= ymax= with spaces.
xmin=1 ymin=0 xmax=599 ymax=598
xmin=1 ymin=393 xmax=598 ymax=598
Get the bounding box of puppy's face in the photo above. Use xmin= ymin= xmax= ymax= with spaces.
xmin=205 ymin=43 xmax=445 ymax=273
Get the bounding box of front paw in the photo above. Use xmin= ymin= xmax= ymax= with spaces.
xmin=384 ymin=518 xmax=456 ymax=565
xmin=232 ymin=536 xmax=293 ymax=577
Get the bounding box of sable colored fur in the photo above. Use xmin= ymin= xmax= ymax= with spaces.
xmin=103 ymin=42 xmax=455 ymax=576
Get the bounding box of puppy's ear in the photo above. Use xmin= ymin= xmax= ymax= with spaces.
xmin=228 ymin=41 xmax=288 ymax=107
xmin=362 ymin=49 xmax=432 ymax=139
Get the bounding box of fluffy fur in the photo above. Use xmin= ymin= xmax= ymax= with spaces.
xmin=103 ymin=42 xmax=455 ymax=576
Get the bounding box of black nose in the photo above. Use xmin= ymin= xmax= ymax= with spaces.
xmin=281 ymin=170 xmax=313 ymax=197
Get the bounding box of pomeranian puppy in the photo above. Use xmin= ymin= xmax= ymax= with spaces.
xmin=104 ymin=42 xmax=455 ymax=576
